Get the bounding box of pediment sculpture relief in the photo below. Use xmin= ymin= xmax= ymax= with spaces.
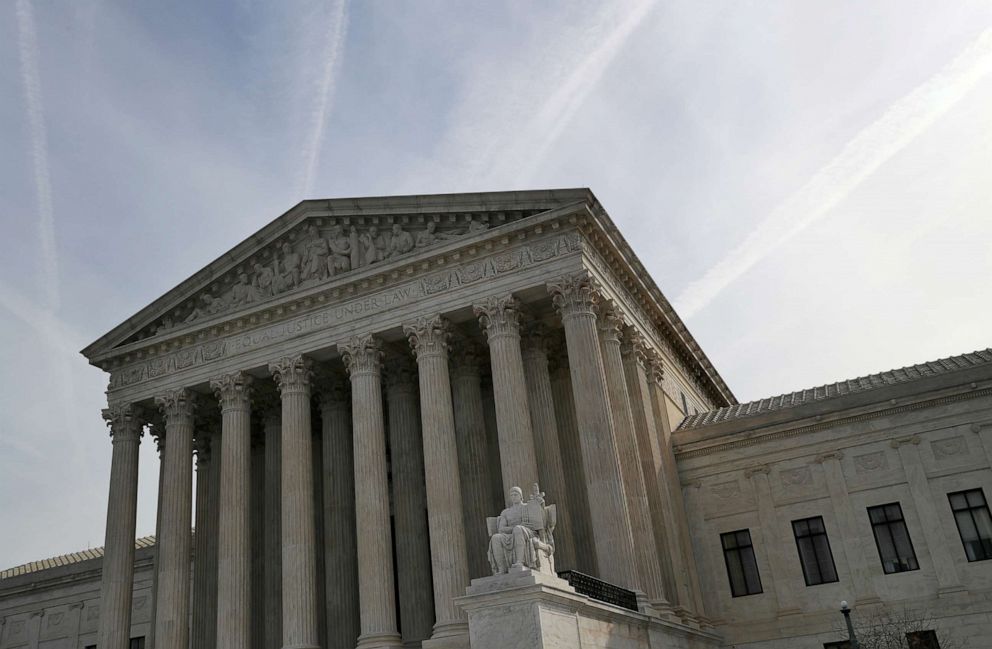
xmin=137 ymin=216 xmax=494 ymax=342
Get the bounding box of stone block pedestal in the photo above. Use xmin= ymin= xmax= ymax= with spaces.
xmin=456 ymin=567 xmax=722 ymax=649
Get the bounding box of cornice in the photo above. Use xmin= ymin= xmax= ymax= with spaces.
xmin=675 ymin=386 xmax=992 ymax=461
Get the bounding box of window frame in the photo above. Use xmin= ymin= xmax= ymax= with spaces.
xmin=867 ymin=502 xmax=919 ymax=574
xmin=792 ymin=515 xmax=839 ymax=586
xmin=948 ymin=488 xmax=992 ymax=562
xmin=720 ymin=528 xmax=763 ymax=597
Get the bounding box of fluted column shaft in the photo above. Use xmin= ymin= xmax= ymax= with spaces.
xmin=474 ymin=295 xmax=540 ymax=491
xmin=549 ymin=353 xmax=596 ymax=574
xmin=97 ymin=403 xmax=143 ymax=649
xmin=520 ymin=325 xmax=574 ymax=571
xmin=149 ymin=431 xmax=166 ymax=649
xmin=621 ymin=334 xmax=677 ymax=609
xmin=263 ymin=411 xmax=283 ymax=649
xmin=154 ymin=390 xmax=197 ymax=649
xmin=212 ymin=372 xmax=254 ymax=649
xmin=269 ymin=356 xmax=319 ymax=649
xmin=548 ymin=273 xmax=637 ymax=589
xmin=318 ymin=379 xmax=360 ymax=649
xmin=598 ymin=311 xmax=667 ymax=606
xmin=384 ymin=357 xmax=435 ymax=644
xmin=479 ymin=374 xmax=503 ymax=510
xmin=406 ymin=316 xmax=471 ymax=640
xmin=450 ymin=340 xmax=497 ymax=578
xmin=342 ymin=336 xmax=403 ymax=649
xmin=251 ymin=432 xmax=267 ymax=649
xmin=191 ymin=436 xmax=214 ymax=649
xmin=647 ymin=361 xmax=706 ymax=622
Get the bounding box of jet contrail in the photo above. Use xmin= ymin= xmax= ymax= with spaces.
xmin=675 ymin=28 xmax=992 ymax=319
xmin=16 ymin=0 xmax=59 ymax=310
xmin=299 ymin=0 xmax=349 ymax=196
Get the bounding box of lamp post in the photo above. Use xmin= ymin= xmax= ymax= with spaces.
xmin=840 ymin=601 xmax=860 ymax=649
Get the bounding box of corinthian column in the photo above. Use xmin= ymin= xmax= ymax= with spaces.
xmin=405 ymin=315 xmax=471 ymax=642
xmin=473 ymin=294 xmax=539 ymax=492
xmin=620 ymin=331 xmax=676 ymax=611
xmin=547 ymin=272 xmax=637 ymax=590
xmin=262 ymin=406 xmax=283 ymax=649
xmin=269 ymin=356 xmax=319 ymax=649
xmin=520 ymin=323 xmax=574 ymax=571
xmin=548 ymin=348 xmax=596 ymax=574
xmin=250 ymin=430 xmax=266 ymax=649
xmin=97 ymin=403 xmax=144 ymax=649
xmin=315 ymin=376 xmax=360 ymax=649
xmin=597 ymin=308 xmax=667 ymax=608
xmin=383 ymin=356 xmax=434 ymax=645
xmin=211 ymin=372 xmax=254 ymax=649
xmin=449 ymin=337 xmax=497 ymax=579
xmin=154 ymin=389 xmax=197 ymax=649
xmin=191 ymin=433 xmax=213 ymax=649
xmin=341 ymin=335 xmax=403 ymax=649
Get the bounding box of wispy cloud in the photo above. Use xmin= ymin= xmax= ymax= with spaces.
xmin=16 ymin=0 xmax=59 ymax=310
xmin=675 ymin=28 xmax=992 ymax=319
xmin=298 ymin=0 xmax=349 ymax=197
xmin=408 ymin=0 xmax=656 ymax=191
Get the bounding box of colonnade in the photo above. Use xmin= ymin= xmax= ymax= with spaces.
xmin=96 ymin=271 xmax=704 ymax=649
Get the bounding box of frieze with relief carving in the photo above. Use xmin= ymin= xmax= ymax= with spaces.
xmin=131 ymin=214 xmax=518 ymax=342
xmin=108 ymin=232 xmax=581 ymax=391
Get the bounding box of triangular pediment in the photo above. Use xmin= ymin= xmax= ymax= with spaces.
xmin=82 ymin=189 xmax=594 ymax=362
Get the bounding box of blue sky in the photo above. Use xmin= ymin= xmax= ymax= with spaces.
xmin=1 ymin=0 xmax=990 ymax=568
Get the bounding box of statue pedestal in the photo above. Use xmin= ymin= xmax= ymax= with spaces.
xmin=455 ymin=567 xmax=722 ymax=649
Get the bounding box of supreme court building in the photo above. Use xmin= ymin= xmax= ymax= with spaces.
xmin=2 ymin=189 xmax=991 ymax=649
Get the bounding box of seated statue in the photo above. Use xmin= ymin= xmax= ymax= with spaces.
xmin=487 ymin=484 xmax=557 ymax=576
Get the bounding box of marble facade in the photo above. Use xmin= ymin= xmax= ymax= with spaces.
xmin=77 ymin=190 xmax=726 ymax=649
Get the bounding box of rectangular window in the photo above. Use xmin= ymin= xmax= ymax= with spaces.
xmin=906 ymin=630 xmax=940 ymax=649
xmin=949 ymin=489 xmax=992 ymax=561
xmin=868 ymin=503 xmax=919 ymax=573
xmin=130 ymin=638 xmax=146 ymax=649
xmin=823 ymin=642 xmax=851 ymax=649
xmin=792 ymin=516 xmax=838 ymax=585
xmin=720 ymin=529 xmax=762 ymax=596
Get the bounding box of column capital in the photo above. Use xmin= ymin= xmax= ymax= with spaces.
xmin=193 ymin=431 xmax=213 ymax=465
xmin=596 ymin=304 xmax=627 ymax=344
xmin=520 ymin=321 xmax=552 ymax=359
xmin=619 ymin=326 xmax=651 ymax=369
xmin=473 ymin=294 xmax=522 ymax=340
xmin=384 ymin=355 xmax=418 ymax=393
xmin=547 ymin=271 xmax=601 ymax=319
xmin=646 ymin=354 xmax=665 ymax=386
xmin=404 ymin=314 xmax=450 ymax=359
xmin=890 ymin=434 xmax=921 ymax=449
xmin=210 ymin=370 xmax=253 ymax=411
xmin=341 ymin=334 xmax=383 ymax=377
xmin=102 ymin=403 xmax=144 ymax=441
xmin=155 ymin=388 xmax=197 ymax=421
xmin=269 ymin=355 xmax=313 ymax=394
xmin=314 ymin=370 xmax=349 ymax=411
xmin=449 ymin=334 xmax=483 ymax=378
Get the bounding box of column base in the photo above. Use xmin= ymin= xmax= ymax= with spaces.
xmin=422 ymin=631 xmax=470 ymax=649
xmin=356 ymin=632 xmax=404 ymax=649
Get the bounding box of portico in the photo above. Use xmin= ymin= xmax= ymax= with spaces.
xmin=83 ymin=190 xmax=733 ymax=649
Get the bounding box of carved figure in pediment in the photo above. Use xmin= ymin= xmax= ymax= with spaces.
xmin=361 ymin=226 xmax=388 ymax=264
xmin=301 ymin=225 xmax=330 ymax=281
xmin=467 ymin=215 xmax=490 ymax=233
xmin=252 ymin=262 xmax=275 ymax=298
xmin=229 ymin=272 xmax=253 ymax=307
xmin=415 ymin=221 xmax=454 ymax=248
xmin=388 ymin=224 xmax=414 ymax=257
xmin=276 ymin=242 xmax=302 ymax=291
xmin=184 ymin=292 xmax=223 ymax=324
xmin=155 ymin=310 xmax=180 ymax=335
xmin=327 ymin=225 xmax=351 ymax=276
